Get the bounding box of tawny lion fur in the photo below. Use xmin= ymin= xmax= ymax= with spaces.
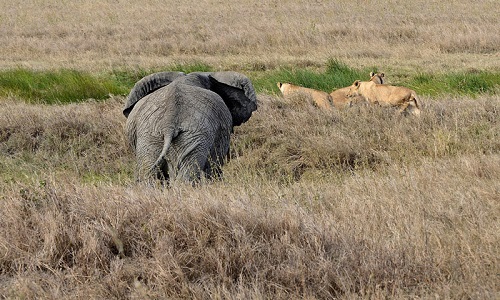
xmin=347 ymin=80 xmax=422 ymax=116
xmin=369 ymin=72 xmax=385 ymax=84
xmin=330 ymin=72 xmax=385 ymax=109
xmin=277 ymin=82 xmax=333 ymax=110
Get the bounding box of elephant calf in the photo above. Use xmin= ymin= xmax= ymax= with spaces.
xmin=123 ymin=71 xmax=257 ymax=184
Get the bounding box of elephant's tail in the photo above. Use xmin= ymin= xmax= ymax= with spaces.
xmin=150 ymin=132 xmax=174 ymax=178
xmin=123 ymin=71 xmax=186 ymax=117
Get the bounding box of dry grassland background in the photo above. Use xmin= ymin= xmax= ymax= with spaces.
xmin=0 ymin=0 xmax=499 ymax=299
xmin=1 ymin=95 xmax=499 ymax=299
xmin=0 ymin=0 xmax=499 ymax=72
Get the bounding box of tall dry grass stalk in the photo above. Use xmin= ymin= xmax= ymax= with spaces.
xmin=1 ymin=94 xmax=499 ymax=298
xmin=0 ymin=0 xmax=499 ymax=72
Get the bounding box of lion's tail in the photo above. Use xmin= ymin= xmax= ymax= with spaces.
xmin=411 ymin=92 xmax=422 ymax=109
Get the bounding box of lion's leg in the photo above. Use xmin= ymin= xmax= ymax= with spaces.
xmin=398 ymin=101 xmax=411 ymax=115
xmin=408 ymin=101 xmax=421 ymax=116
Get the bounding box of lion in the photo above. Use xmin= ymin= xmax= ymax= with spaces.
xmin=347 ymin=80 xmax=422 ymax=116
xmin=277 ymin=82 xmax=333 ymax=110
xmin=369 ymin=72 xmax=385 ymax=84
xmin=330 ymin=72 xmax=386 ymax=109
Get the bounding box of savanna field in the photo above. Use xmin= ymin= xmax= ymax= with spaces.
xmin=0 ymin=1 xmax=499 ymax=299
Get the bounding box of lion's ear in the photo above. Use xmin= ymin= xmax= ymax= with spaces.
xmin=353 ymin=80 xmax=361 ymax=87
xmin=380 ymin=73 xmax=385 ymax=77
xmin=370 ymin=72 xmax=375 ymax=77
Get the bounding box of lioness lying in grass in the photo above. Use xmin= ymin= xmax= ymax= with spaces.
xmin=277 ymin=82 xmax=334 ymax=110
xmin=330 ymin=72 xmax=385 ymax=109
xmin=347 ymin=80 xmax=422 ymax=116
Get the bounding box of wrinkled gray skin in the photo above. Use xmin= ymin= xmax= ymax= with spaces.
xmin=124 ymin=71 xmax=257 ymax=183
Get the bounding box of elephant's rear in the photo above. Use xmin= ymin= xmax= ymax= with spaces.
xmin=125 ymin=88 xmax=180 ymax=181
xmin=123 ymin=71 xmax=257 ymax=184
xmin=172 ymin=86 xmax=233 ymax=181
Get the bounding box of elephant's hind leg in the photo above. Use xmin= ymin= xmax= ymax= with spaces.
xmin=135 ymin=135 xmax=167 ymax=182
xmin=170 ymin=135 xmax=212 ymax=183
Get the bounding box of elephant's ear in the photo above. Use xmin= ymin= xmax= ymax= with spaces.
xmin=123 ymin=71 xmax=186 ymax=117
xmin=208 ymin=73 xmax=257 ymax=126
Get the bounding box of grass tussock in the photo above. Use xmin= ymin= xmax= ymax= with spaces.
xmin=228 ymin=94 xmax=499 ymax=183
xmin=1 ymin=93 xmax=499 ymax=298
xmin=0 ymin=96 xmax=133 ymax=183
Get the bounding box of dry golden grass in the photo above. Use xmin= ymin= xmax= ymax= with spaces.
xmin=1 ymin=94 xmax=499 ymax=298
xmin=1 ymin=0 xmax=499 ymax=298
xmin=0 ymin=0 xmax=499 ymax=72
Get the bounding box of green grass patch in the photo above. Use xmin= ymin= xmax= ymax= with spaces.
xmin=0 ymin=69 xmax=129 ymax=104
xmin=0 ymin=62 xmax=214 ymax=104
xmin=109 ymin=62 xmax=214 ymax=89
xmin=252 ymin=59 xmax=500 ymax=97
xmin=0 ymin=61 xmax=498 ymax=104
xmin=251 ymin=59 xmax=379 ymax=94
xmin=404 ymin=70 xmax=499 ymax=97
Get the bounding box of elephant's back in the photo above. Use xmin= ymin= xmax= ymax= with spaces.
xmin=131 ymin=86 xmax=179 ymax=119
xmin=171 ymin=83 xmax=233 ymax=130
xmin=125 ymin=86 xmax=179 ymax=145
xmin=123 ymin=71 xmax=186 ymax=117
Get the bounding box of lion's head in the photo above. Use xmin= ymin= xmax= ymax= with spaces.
xmin=369 ymin=72 xmax=385 ymax=84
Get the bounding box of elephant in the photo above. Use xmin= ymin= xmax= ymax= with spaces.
xmin=123 ymin=71 xmax=258 ymax=183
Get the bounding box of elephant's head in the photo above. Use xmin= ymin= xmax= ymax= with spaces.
xmin=123 ymin=71 xmax=186 ymax=117
xmin=208 ymin=71 xmax=258 ymax=126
